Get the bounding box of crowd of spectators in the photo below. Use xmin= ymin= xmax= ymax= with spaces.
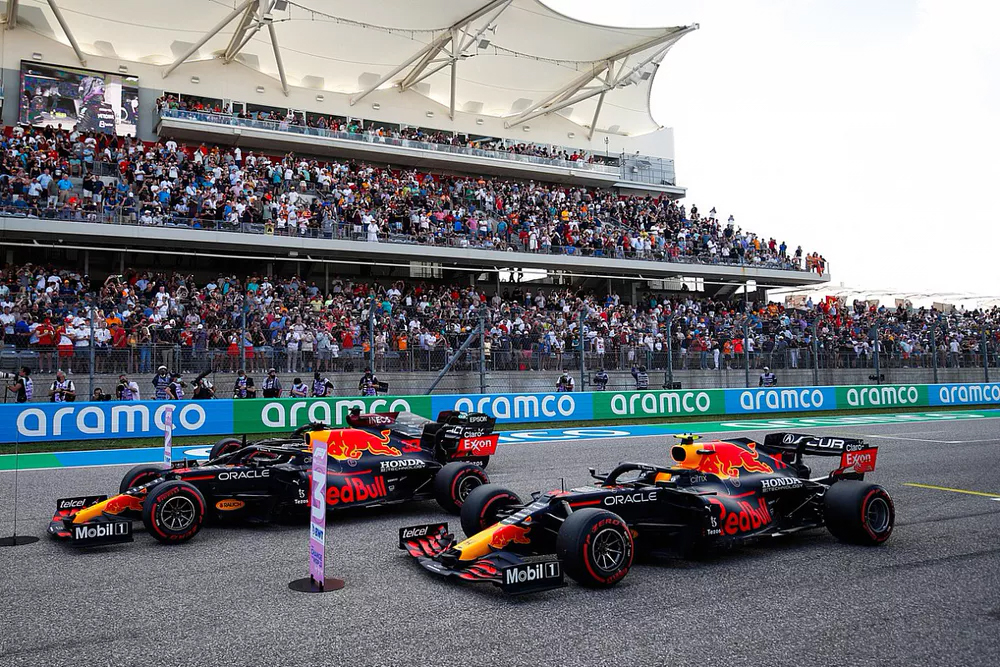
xmin=1 ymin=122 xmax=826 ymax=274
xmin=1 ymin=263 xmax=995 ymax=381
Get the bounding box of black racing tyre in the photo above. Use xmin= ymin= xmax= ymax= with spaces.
xmin=824 ymin=480 xmax=895 ymax=546
xmin=460 ymin=485 xmax=522 ymax=537
xmin=433 ymin=462 xmax=490 ymax=515
xmin=210 ymin=437 xmax=244 ymax=460
xmin=556 ymin=508 xmax=634 ymax=588
xmin=142 ymin=480 xmax=207 ymax=544
xmin=119 ymin=464 xmax=167 ymax=494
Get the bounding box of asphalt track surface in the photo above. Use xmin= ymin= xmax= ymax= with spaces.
xmin=2 ymin=418 xmax=1000 ymax=667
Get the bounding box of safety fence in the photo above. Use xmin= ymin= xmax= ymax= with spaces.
xmin=3 ymin=381 xmax=1000 ymax=445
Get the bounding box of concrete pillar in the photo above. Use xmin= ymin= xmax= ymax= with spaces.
xmin=83 ymin=250 xmax=90 ymax=276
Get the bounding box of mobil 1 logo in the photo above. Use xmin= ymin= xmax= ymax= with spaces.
xmin=70 ymin=520 xmax=134 ymax=547
xmin=500 ymin=559 xmax=565 ymax=595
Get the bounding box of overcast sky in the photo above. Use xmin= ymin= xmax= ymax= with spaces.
xmin=546 ymin=0 xmax=1000 ymax=295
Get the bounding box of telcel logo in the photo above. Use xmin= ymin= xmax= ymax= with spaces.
xmin=401 ymin=526 xmax=429 ymax=539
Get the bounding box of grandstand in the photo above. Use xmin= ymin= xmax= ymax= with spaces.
xmin=0 ymin=0 xmax=843 ymax=398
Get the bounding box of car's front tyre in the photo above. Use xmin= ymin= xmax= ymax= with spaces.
xmin=460 ymin=485 xmax=522 ymax=537
xmin=556 ymin=508 xmax=634 ymax=588
xmin=209 ymin=437 xmax=244 ymax=460
xmin=119 ymin=464 xmax=167 ymax=494
xmin=142 ymin=480 xmax=206 ymax=544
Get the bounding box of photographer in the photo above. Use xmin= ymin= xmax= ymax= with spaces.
xmin=116 ymin=374 xmax=140 ymax=401
xmin=4 ymin=367 xmax=33 ymax=403
xmin=261 ymin=368 xmax=282 ymax=398
xmin=312 ymin=371 xmax=335 ymax=397
xmin=290 ymin=377 xmax=308 ymax=398
xmin=631 ymin=365 xmax=649 ymax=390
xmin=49 ymin=370 xmax=76 ymax=403
xmin=592 ymin=367 xmax=609 ymax=392
xmin=556 ymin=372 xmax=575 ymax=392
xmin=167 ymin=373 xmax=186 ymax=400
xmin=233 ymin=369 xmax=256 ymax=399
xmin=192 ymin=372 xmax=215 ymax=400
xmin=358 ymin=368 xmax=378 ymax=397
xmin=91 ymin=388 xmax=112 ymax=402
xmin=152 ymin=365 xmax=171 ymax=400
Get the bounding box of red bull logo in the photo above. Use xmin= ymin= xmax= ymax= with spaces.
xmin=673 ymin=441 xmax=773 ymax=479
xmin=103 ymin=494 xmax=144 ymax=514
xmin=489 ymin=523 xmax=532 ymax=549
xmin=326 ymin=476 xmax=388 ymax=506
xmin=709 ymin=497 xmax=772 ymax=535
xmin=319 ymin=429 xmax=401 ymax=460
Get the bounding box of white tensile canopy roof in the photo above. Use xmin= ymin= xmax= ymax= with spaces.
xmin=8 ymin=0 xmax=697 ymax=137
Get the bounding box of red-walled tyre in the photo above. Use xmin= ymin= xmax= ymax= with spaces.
xmin=433 ymin=462 xmax=490 ymax=515
xmin=824 ymin=480 xmax=895 ymax=545
xmin=142 ymin=480 xmax=206 ymax=544
xmin=119 ymin=465 xmax=167 ymax=494
xmin=460 ymin=485 xmax=522 ymax=537
xmin=556 ymin=508 xmax=634 ymax=588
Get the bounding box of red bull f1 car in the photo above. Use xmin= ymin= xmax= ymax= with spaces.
xmin=49 ymin=410 xmax=499 ymax=547
xmin=400 ymin=432 xmax=893 ymax=594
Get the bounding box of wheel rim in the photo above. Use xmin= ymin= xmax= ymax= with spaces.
xmin=456 ymin=475 xmax=483 ymax=502
xmin=591 ymin=527 xmax=627 ymax=572
xmin=160 ymin=495 xmax=197 ymax=531
xmin=865 ymin=496 xmax=891 ymax=534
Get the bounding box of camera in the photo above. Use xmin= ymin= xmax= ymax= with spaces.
xmin=0 ymin=371 xmax=18 ymax=380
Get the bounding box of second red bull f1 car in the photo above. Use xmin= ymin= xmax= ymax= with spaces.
xmin=399 ymin=432 xmax=894 ymax=594
xmin=49 ymin=410 xmax=499 ymax=547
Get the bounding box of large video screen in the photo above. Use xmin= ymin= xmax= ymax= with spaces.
xmin=19 ymin=61 xmax=139 ymax=136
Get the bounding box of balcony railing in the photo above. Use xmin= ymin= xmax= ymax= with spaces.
xmin=156 ymin=109 xmax=676 ymax=185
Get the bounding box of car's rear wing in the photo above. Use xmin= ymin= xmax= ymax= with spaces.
xmin=761 ymin=433 xmax=870 ymax=457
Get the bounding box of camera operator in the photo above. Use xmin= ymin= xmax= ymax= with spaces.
xmin=116 ymin=374 xmax=140 ymax=400
xmin=631 ymin=365 xmax=649 ymax=390
xmin=167 ymin=373 xmax=186 ymax=400
xmin=592 ymin=367 xmax=609 ymax=391
xmin=290 ymin=377 xmax=308 ymax=398
xmin=358 ymin=368 xmax=378 ymax=397
xmin=92 ymin=388 xmax=112 ymax=402
xmin=49 ymin=370 xmax=76 ymax=402
xmin=4 ymin=367 xmax=33 ymax=403
xmin=556 ymin=371 xmax=575 ymax=392
xmin=312 ymin=371 xmax=335 ymax=397
xmin=233 ymin=369 xmax=256 ymax=399
xmin=192 ymin=372 xmax=215 ymax=400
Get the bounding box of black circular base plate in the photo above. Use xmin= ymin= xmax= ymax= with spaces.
xmin=0 ymin=535 xmax=40 ymax=547
xmin=288 ymin=577 xmax=345 ymax=593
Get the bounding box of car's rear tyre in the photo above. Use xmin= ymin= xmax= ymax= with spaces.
xmin=433 ymin=462 xmax=489 ymax=515
xmin=142 ymin=480 xmax=206 ymax=544
xmin=556 ymin=508 xmax=634 ymax=588
xmin=460 ymin=485 xmax=522 ymax=537
xmin=119 ymin=464 xmax=166 ymax=494
xmin=210 ymin=437 xmax=244 ymax=460
xmin=824 ymin=480 xmax=895 ymax=545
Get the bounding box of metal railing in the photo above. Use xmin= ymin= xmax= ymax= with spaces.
xmin=0 ymin=202 xmax=817 ymax=274
xmin=158 ymin=108 xmax=628 ymax=177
